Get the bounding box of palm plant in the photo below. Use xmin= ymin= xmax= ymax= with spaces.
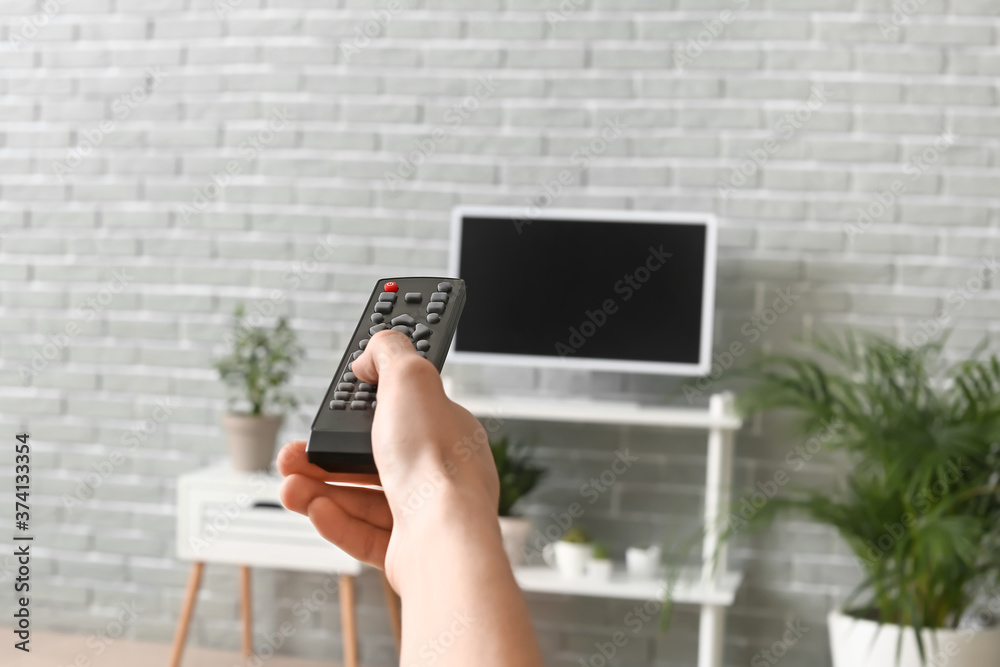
xmin=726 ymin=331 xmax=1000 ymax=660
xmin=491 ymin=438 xmax=546 ymax=517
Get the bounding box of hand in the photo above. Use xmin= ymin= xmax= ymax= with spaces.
xmin=278 ymin=330 xmax=499 ymax=589
xmin=281 ymin=330 xmax=543 ymax=667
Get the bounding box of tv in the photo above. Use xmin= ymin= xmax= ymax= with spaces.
xmin=448 ymin=207 xmax=717 ymax=377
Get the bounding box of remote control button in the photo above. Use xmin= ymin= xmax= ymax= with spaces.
xmin=412 ymin=323 xmax=432 ymax=340
xmin=350 ymin=401 xmax=367 ymax=410
xmin=370 ymin=323 xmax=388 ymax=335
xmin=378 ymin=293 xmax=397 ymax=303
xmin=351 ymin=350 xmax=363 ymax=360
xmin=416 ymin=339 xmax=431 ymax=351
xmin=427 ymin=302 xmax=445 ymax=314
xmin=384 ymin=281 xmax=398 ymax=292
xmin=337 ymin=383 xmax=355 ymax=392
xmin=355 ymin=391 xmax=371 ymax=401
xmin=374 ymin=301 xmax=393 ymax=314
xmin=370 ymin=313 xmax=384 ymax=324
xmin=371 ymin=400 xmax=377 ymax=409
xmin=392 ymin=325 xmax=413 ymax=335
xmin=404 ymin=292 xmax=422 ymax=303
xmin=334 ymin=391 xmax=351 ymax=400
xmin=437 ymin=281 xmax=452 ymax=292
xmin=359 ymin=339 xmax=368 ymax=350
xmin=358 ymin=382 xmax=374 ymax=392
xmin=430 ymin=292 xmax=448 ymax=303
xmin=391 ymin=314 xmax=416 ymax=327
xmin=329 ymin=400 xmax=347 ymax=410
xmin=417 ymin=351 xmax=427 ymax=358
xmin=342 ymin=371 xmax=356 ymax=383
xmin=427 ymin=313 xmax=441 ymax=324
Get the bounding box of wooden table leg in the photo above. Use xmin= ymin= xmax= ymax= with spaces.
xmin=169 ymin=562 xmax=204 ymax=667
xmin=380 ymin=572 xmax=402 ymax=653
xmin=339 ymin=574 xmax=359 ymax=667
xmin=240 ymin=565 xmax=253 ymax=665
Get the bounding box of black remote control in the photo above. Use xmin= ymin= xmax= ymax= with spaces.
xmin=306 ymin=277 xmax=466 ymax=474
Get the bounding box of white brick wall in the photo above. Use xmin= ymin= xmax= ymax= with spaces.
xmin=1 ymin=2 xmax=998 ymax=666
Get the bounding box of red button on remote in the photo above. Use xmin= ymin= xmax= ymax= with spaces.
xmin=384 ymin=281 xmax=398 ymax=292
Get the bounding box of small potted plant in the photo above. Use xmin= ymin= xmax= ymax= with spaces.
xmin=723 ymin=331 xmax=1000 ymax=667
xmin=544 ymin=526 xmax=593 ymax=578
xmin=491 ymin=438 xmax=545 ymax=566
xmin=214 ymin=304 xmax=304 ymax=472
xmin=587 ymin=542 xmax=613 ymax=580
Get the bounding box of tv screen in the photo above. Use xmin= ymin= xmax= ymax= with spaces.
xmin=449 ymin=207 xmax=717 ymax=376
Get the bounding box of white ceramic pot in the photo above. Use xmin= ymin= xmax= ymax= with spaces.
xmin=543 ymin=541 xmax=592 ymax=578
xmin=586 ymin=558 xmax=613 ymax=581
xmin=829 ymin=610 xmax=1000 ymax=667
xmin=625 ymin=545 xmax=661 ymax=579
xmin=222 ymin=413 xmax=283 ymax=472
xmin=498 ymin=516 xmax=532 ymax=567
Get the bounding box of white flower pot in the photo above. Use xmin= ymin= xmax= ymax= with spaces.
xmin=829 ymin=610 xmax=1000 ymax=667
xmin=498 ymin=516 xmax=532 ymax=567
xmin=222 ymin=413 xmax=283 ymax=472
xmin=625 ymin=545 xmax=661 ymax=579
xmin=543 ymin=541 xmax=592 ymax=578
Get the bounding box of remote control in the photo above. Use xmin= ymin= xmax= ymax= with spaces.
xmin=306 ymin=277 xmax=467 ymax=474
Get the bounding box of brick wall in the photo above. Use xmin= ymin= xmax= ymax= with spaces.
xmin=1 ymin=1 xmax=998 ymax=665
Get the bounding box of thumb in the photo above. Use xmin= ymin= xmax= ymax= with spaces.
xmin=351 ymin=329 xmax=423 ymax=386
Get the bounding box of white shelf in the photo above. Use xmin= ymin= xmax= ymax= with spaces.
xmin=446 ymin=391 xmax=741 ymax=667
xmin=514 ymin=566 xmax=743 ymax=606
xmin=451 ymin=393 xmax=742 ymax=430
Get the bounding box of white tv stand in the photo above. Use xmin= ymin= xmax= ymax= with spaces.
xmin=450 ymin=390 xmax=742 ymax=667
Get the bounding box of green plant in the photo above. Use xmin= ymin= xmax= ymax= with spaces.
xmin=491 ymin=438 xmax=546 ymax=517
xmin=214 ymin=303 xmax=305 ymax=416
xmin=561 ymin=526 xmax=591 ymax=544
xmin=592 ymin=542 xmax=611 ymax=560
xmin=725 ymin=330 xmax=1000 ymax=661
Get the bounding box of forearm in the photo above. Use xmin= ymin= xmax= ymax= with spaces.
xmin=393 ymin=487 xmax=544 ymax=667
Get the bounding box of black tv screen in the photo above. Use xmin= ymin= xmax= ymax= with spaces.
xmin=449 ymin=208 xmax=717 ymax=376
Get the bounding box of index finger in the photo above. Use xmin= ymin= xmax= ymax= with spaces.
xmin=277 ymin=440 xmax=382 ymax=487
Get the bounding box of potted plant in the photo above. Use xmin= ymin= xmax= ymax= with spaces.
xmin=491 ymin=437 xmax=545 ymax=566
xmin=543 ymin=526 xmax=593 ymax=579
xmin=725 ymin=331 xmax=1000 ymax=667
xmin=587 ymin=542 xmax=613 ymax=580
xmin=214 ymin=304 xmax=304 ymax=472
